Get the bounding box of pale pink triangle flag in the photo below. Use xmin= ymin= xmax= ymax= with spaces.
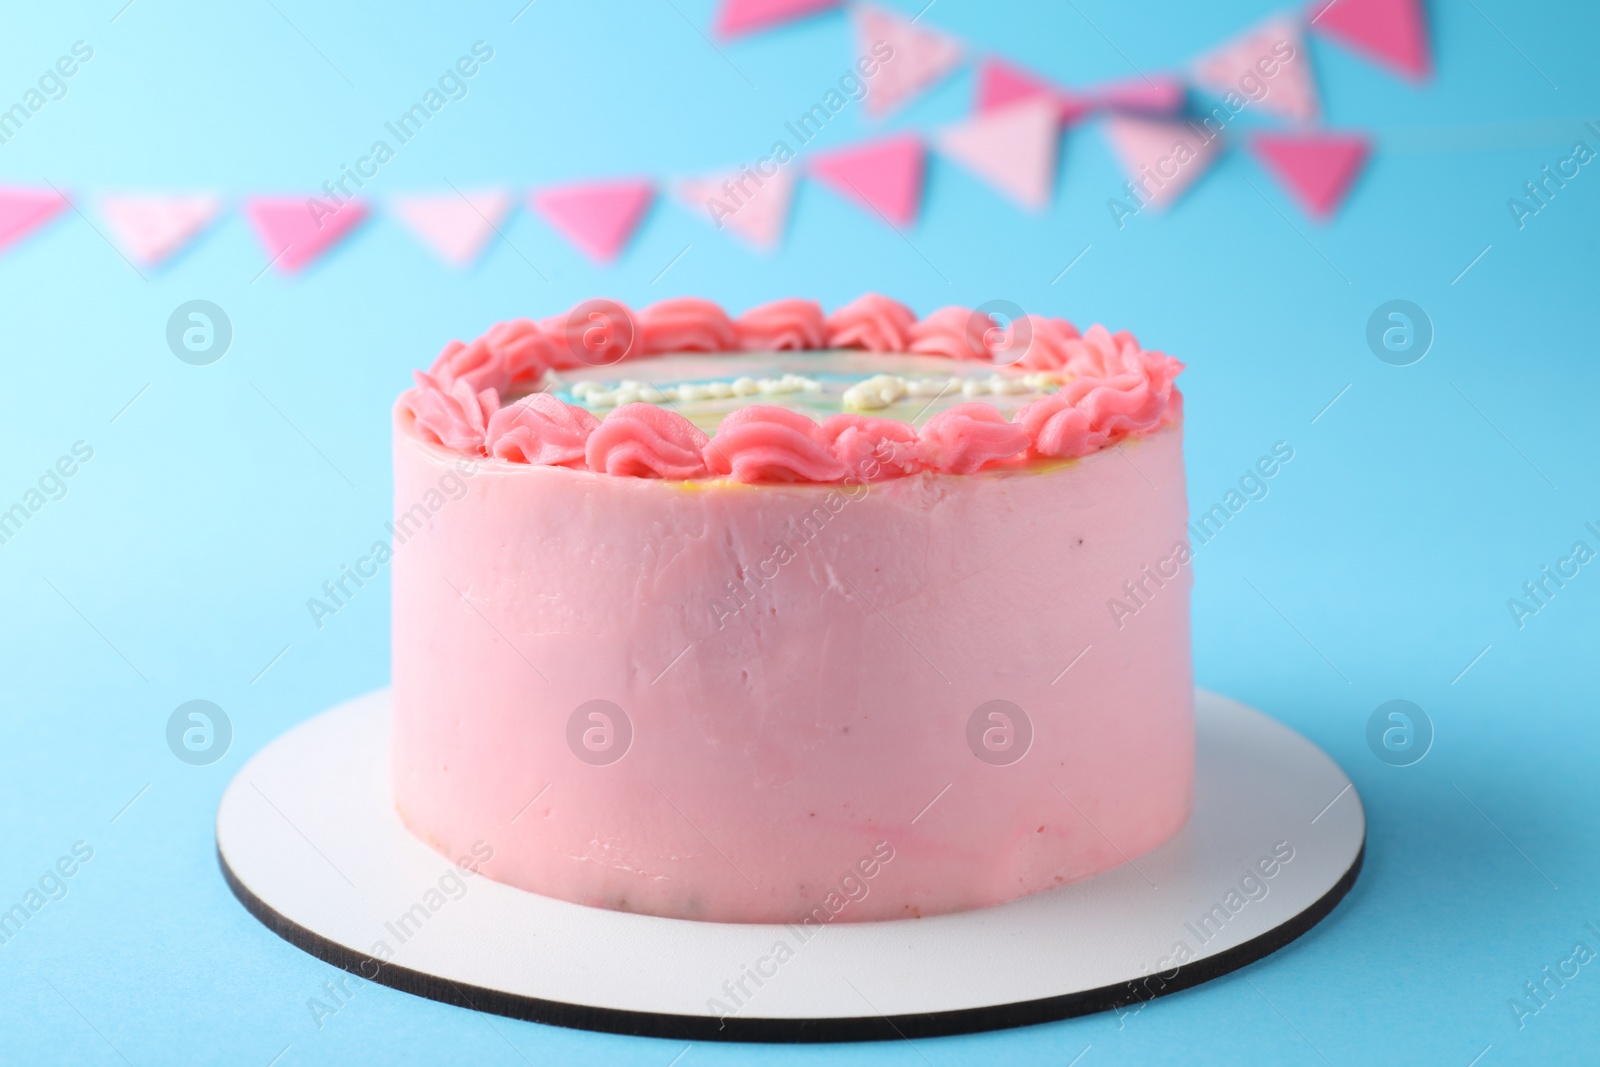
xmin=808 ymin=134 xmax=926 ymax=227
xmin=531 ymin=179 xmax=654 ymax=263
xmin=393 ymin=189 xmax=513 ymax=266
xmin=1103 ymin=116 xmax=1223 ymax=210
xmin=714 ymin=0 xmax=841 ymax=38
xmin=0 ymin=187 xmax=69 ymax=254
xmin=935 ymin=97 xmax=1062 ymax=211
xmin=854 ymin=2 xmax=964 ymax=119
xmin=676 ymin=167 xmax=798 ymax=251
xmin=973 ymin=58 xmax=1094 ymax=124
xmin=1308 ymin=0 xmax=1430 ymax=80
xmin=100 ymin=194 xmax=222 ymax=267
xmin=1193 ymin=16 xmax=1319 ymax=124
xmin=245 ymin=196 xmax=369 ymax=273
xmin=1251 ymin=131 xmax=1371 ymax=218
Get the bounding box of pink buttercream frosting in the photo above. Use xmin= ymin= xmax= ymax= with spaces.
xmin=538 ymin=300 xmax=640 ymax=369
xmin=703 ymin=405 xmax=849 ymax=483
xmin=638 ymin=297 xmax=738 ymax=354
xmin=1018 ymin=326 xmax=1183 ymax=459
xmin=824 ymin=293 xmax=918 ymax=352
xmin=919 ymin=402 xmax=1032 ymax=474
xmin=398 ymin=295 xmax=1184 ymax=484
xmin=1004 ymin=314 xmax=1083 ymax=371
xmin=391 ymin=421 xmax=1194 ymax=923
xmin=485 ymin=393 xmax=601 ymax=468
xmin=820 ymin=414 xmax=926 ymax=479
xmin=735 ymin=298 xmax=827 ymax=351
xmin=908 ymin=306 xmax=992 ymax=361
xmin=585 ymin=402 xmax=711 ymax=479
xmin=402 ymin=371 xmax=499 ymax=454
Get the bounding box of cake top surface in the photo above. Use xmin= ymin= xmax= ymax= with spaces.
xmin=552 ymin=351 xmax=1064 ymax=432
xmin=396 ymin=295 xmax=1183 ymax=484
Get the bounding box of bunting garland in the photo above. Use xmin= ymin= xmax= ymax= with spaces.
xmin=100 ymin=194 xmax=222 ymax=267
xmin=0 ymin=1 xmax=1428 ymax=271
xmin=1308 ymin=0 xmax=1430 ymax=81
xmin=808 ymin=134 xmax=927 ymax=226
xmin=530 ymin=179 xmax=655 ymax=264
xmin=0 ymin=188 xmax=69 ymax=254
xmin=1250 ymin=132 xmax=1372 ymax=218
xmin=675 ymin=166 xmax=798 ymax=251
xmin=936 ymin=98 xmax=1062 ymax=212
xmin=393 ymin=189 xmax=513 ymax=267
xmin=852 ymin=3 xmax=964 ymax=120
xmin=245 ymin=196 xmax=368 ymax=274
xmin=1192 ymin=15 xmax=1319 ymax=124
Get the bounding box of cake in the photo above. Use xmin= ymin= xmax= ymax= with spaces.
xmin=391 ymin=295 xmax=1192 ymax=924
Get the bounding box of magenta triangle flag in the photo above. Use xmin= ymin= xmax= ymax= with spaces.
xmin=245 ymin=196 xmax=368 ymax=273
xmin=0 ymin=187 xmax=69 ymax=254
xmin=854 ymin=2 xmax=964 ymax=119
xmin=714 ymin=0 xmax=841 ymax=38
xmin=974 ymin=58 xmax=1094 ymax=124
xmin=936 ymin=97 xmax=1062 ymax=211
xmin=1308 ymin=0 xmax=1430 ymax=80
xmin=808 ymin=134 xmax=926 ymax=227
xmin=532 ymin=179 xmax=654 ymax=263
xmin=1104 ymin=116 xmax=1223 ymax=210
xmin=1193 ymin=16 xmax=1319 ymax=124
xmin=100 ymin=193 xmax=222 ymax=267
xmin=677 ymin=167 xmax=798 ymax=251
xmin=393 ymin=189 xmax=513 ymax=266
xmin=1252 ymin=131 xmax=1371 ymax=218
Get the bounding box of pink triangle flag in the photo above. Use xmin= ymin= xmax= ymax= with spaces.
xmin=1193 ymin=16 xmax=1319 ymax=124
xmin=808 ymin=134 xmax=926 ymax=227
xmin=1308 ymin=0 xmax=1430 ymax=80
xmin=393 ymin=189 xmax=513 ymax=266
xmin=532 ymin=179 xmax=654 ymax=263
xmin=100 ymin=194 xmax=222 ymax=267
xmin=973 ymin=58 xmax=1094 ymax=125
xmin=676 ymin=166 xmax=798 ymax=251
xmin=1251 ymin=131 xmax=1371 ymax=218
xmin=714 ymin=0 xmax=841 ymax=38
xmin=854 ymin=2 xmax=964 ymax=119
xmin=1103 ymin=116 xmax=1223 ymax=210
xmin=936 ymin=97 xmax=1062 ymax=211
xmin=245 ymin=196 xmax=368 ymax=274
xmin=0 ymin=187 xmax=69 ymax=254
xmin=1091 ymin=75 xmax=1187 ymax=116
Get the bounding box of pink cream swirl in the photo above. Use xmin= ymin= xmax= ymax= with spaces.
xmin=824 ymin=293 xmax=918 ymax=352
xmin=909 ymin=306 xmax=992 ymax=361
xmin=401 ymin=371 xmax=500 ymax=454
xmin=485 ymin=393 xmax=600 ymax=467
xmin=1001 ymin=314 xmax=1082 ymax=371
xmin=919 ymin=403 xmax=1031 ymax=474
xmin=704 ymin=406 xmax=847 ymax=483
xmin=585 ymin=403 xmax=710 ymax=479
xmin=538 ymin=299 xmax=639 ymax=368
xmin=427 ymin=337 xmax=500 ymax=392
xmin=409 ymin=297 xmax=1185 ymax=478
xmin=819 ymin=415 xmax=925 ymax=479
xmin=427 ymin=319 xmax=562 ymax=393
xmin=1017 ymin=328 xmax=1184 ymax=459
xmin=735 ymin=298 xmax=827 ymax=351
xmin=637 ymin=298 xmax=739 ymax=354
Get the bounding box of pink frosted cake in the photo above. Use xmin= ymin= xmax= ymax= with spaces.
xmin=391 ymin=295 xmax=1192 ymax=924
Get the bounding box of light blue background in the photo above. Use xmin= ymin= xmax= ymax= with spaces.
xmin=2 ymin=0 xmax=1596 ymax=1063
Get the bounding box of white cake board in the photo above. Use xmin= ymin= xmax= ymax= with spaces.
xmin=217 ymin=689 xmax=1363 ymax=1042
